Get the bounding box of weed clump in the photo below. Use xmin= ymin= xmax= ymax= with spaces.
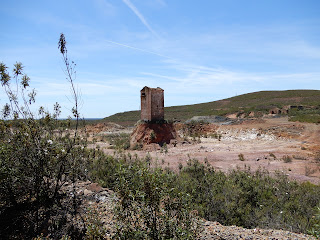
xmin=238 ymin=153 xmax=245 ymax=161
xmin=314 ymin=152 xmax=320 ymax=162
xmin=305 ymin=165 xmax=317 ymax=176
xmin=282 ymin=155 xmax=292 ymax=163
xmin=269 ymin=152 xmax=277 ymax=159
xmin=105 ymin=133 xmax=130 ymax=150
xmin=160 ymin=142 xmax=168 ymax=154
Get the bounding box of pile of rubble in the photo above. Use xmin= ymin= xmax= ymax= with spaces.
xmin=216 ymin=128 xmax=277 ymax=141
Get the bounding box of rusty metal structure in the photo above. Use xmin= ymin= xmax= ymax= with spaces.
xmin=140 ymin=86 xmax=164 ymax=121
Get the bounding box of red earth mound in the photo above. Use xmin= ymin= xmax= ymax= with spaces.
xmin=130 ymin=122 xmax=177 ymax=147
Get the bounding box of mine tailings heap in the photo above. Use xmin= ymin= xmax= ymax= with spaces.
xmin=130 ymin=86 xmax=176 ymax=148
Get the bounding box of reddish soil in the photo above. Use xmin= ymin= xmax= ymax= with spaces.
xmin=93 ymin=117 xmax=320 ymax=184
xmin=130 ymin=122 xmax=176 ymax=146
xmin=81 ymin=117 xmax=320 ymax=239
xmin=85 ymin=122 xmax=124 ymax=134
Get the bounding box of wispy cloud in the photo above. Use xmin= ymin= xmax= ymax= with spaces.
xmin=122 ymin=0 xmax=159 ymax=38
xmin=272 ymin=41 xmax=320 ymax=59
xmin=104 ymin=39 xmax=170 ymax=58
xmin=141 ymin=58 xmax=320 ymax=91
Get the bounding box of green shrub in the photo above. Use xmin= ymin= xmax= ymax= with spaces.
xmin=289 ymin=108 xmax=320 ymax=123
xmin=84 ymin=207 xmax=107 ymax=240
xmin=160 ymin=142 xmax=168 ymax=154
xmin=0 ymin=34 xmax=88 ymax=239
xmin=132 ymin=142 xmax=143 ymax=150
xmin=178 ymin=160 xmax=320 ymax=234
xmin=89 ymin=155 xmax=201 ymax=239
xmin=114 ymin=164 xmax=200 ymax=239
xmin=309 ymin=206 xmax=320 ymax=238
xmin=105 ymin=133 xmax=130 ymax=150
xmin=209 ymin=132 xmax=222 ymax=141
xmin=90 ymin=152 xmax=320 ymax=236
xmin=150 ymin=130 xmax=156 ymax=140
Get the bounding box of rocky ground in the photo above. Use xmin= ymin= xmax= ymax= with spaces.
xmin=91 ymin=116 xmax=320 ymax=184
xmin=81 ymin=116 xmax=320 ymax=238
xmin=200 ymin=221 xmax=316 ymax=239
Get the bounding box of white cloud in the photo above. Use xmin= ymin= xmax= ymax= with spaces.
xmin=103 ymin=39 xmax=170 ymax=58
xmin=122 ymin=0 xmax=159 ymax=38
xmin=140 ymin=58 xmax=320 ymax=92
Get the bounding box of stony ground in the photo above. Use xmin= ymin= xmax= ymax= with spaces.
xmin=200 ymin=221 xmax=316 ymax=239
xmin=82 ymin=116 xmax=320 ymax=238
xmin=92 ymin=116 xmax=320 ymax=184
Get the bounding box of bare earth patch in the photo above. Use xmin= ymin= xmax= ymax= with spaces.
xmin=95 ymin=117 xmax=320 ymax=184
xmin=84 ymin=116 xmax=320 ymax=239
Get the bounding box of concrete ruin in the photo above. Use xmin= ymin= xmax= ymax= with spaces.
xmin=269 ymin=107 xmax=281 ymax=115
xmin=141 ymin=86 xmax=164 ymax=122
xmin=269 ymin=105 xmax=304 ymax=115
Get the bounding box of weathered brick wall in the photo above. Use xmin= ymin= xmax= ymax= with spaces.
xmin=140 ymin=87 xmax=164 ymax=121
xmin=141 ymin=87 xmax=151 ymax=121
xmin=151 ymin=88 xmax=164 ymax=121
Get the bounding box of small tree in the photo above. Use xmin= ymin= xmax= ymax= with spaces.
xmin=0 ymin=34 xmax=87 ymax=239
xmin=114 ymin=161 xmax=200 ymax=239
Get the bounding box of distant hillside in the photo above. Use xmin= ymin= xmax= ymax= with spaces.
xmin=104 ymin=90 xmax=320 ymax=126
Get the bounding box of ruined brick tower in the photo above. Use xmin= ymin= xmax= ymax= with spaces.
xmin=140 ymin=86 xmax=164 ymax=122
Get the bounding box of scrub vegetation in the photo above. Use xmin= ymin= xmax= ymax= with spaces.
xmin=104 ymin=90 xmax=320 ymax=126
xmin=90 ymin=153 xmax=320 ymax=238
xmin=0 ymin=34 xmax=88 ymax=239
xmin=1 ymin=34 xmax=319 ymax=239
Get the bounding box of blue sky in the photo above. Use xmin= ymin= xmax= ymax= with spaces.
xmin=1 ymin=0 xmax=320 ymax=118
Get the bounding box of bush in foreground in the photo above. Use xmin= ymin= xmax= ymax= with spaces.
xmin=90 ymin=152 xmax=201 ymax=239
xmin=0 ymin=34 xmax=88 ymax=239
xmin=177 ymin=159 xmax=320 ymax=234
xmin=91 ymin=155 xmax=320 ymax=237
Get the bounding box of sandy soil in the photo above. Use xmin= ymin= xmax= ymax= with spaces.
xmin=91 ymin=117 xmax=320 ymax=184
